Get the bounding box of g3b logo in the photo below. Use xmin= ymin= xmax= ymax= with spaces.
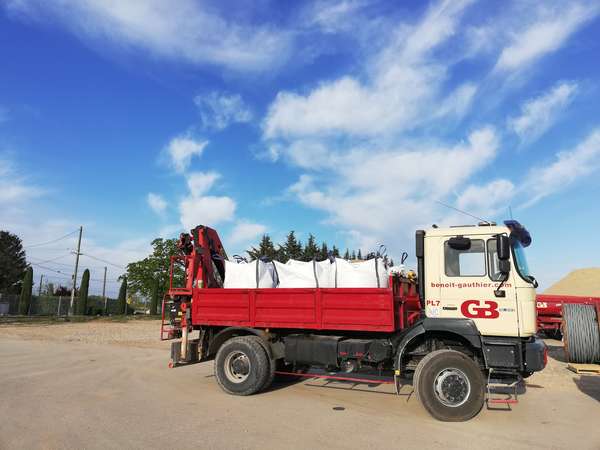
xmin=461 ymin=300 xmax=500 ymax=319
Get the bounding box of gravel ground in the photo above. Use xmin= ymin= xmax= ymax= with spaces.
xmin=0 ymin=319 xmax=170 ymax=349
xmin=0 ymin=320 xmax=599 ymax=450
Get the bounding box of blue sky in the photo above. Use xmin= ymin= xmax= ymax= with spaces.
xmin=1 ymin=0 xmax=600 ymax=296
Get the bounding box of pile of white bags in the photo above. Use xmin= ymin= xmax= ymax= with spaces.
xmin=223 ymin=259 xmax=278 ymax=288
xmin=223 ymin=257 xmax=388 ymax=288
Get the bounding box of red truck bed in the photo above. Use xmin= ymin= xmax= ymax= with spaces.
xmin=191 ymin=287 xmax=419 ymax=333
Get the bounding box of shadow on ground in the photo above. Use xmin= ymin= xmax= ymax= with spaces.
xmin=574 ymin=375 xmax=600 ymax=402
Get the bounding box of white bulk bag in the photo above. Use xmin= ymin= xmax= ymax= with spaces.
xmin=274 ymin=260 xmax=320 ymax=288
xmin=316 ymin=259 xmax=337 ymax=288
xmin=224 ymin=260 xmax=277 ymax=288
xmin=335 ymin=258 xmax=389 ymax=288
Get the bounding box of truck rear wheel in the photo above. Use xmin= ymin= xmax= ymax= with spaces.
xmin=414 ymin=349 xmax=485 ymax=422
xmin=214 ymin=336 xmax=270 ymax=396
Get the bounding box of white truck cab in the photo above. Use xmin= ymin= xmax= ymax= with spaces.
xmin=422 ymin=221 xmax=537 ymax=338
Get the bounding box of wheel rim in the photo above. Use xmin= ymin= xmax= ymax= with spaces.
xmin=433 ymin=368 xmax=471 ymax=407
xmin=224 ymin=351 xmax=251 ymax=383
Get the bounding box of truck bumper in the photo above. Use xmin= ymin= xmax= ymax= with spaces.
xmin=523 ymin=336 xmax=547 ymax=373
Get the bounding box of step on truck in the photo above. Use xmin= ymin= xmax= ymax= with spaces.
xmin=161 ymin=220 xmax=547 ymax=422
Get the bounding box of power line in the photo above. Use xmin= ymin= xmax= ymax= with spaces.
xmin=29 ymin=253 xmax=73 ymax=266
xmin=24 ymin=229 xmax=79 ymax=248
xmin=80 ymin=252 xmax=126 ymax=270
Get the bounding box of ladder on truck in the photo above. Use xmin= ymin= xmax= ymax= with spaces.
xmin=486 ymin=368 xmax=522 ymax=410
xmin=160 ymin=294 xmax=182 ymax=341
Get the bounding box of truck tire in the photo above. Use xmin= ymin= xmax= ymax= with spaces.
xmin=214 ymin=336 xmax=270 ymax=396
xmin=414 ymin=349 xmax=485 ymax=422
xmin=248 ymin=336 xmax=276 ymax=391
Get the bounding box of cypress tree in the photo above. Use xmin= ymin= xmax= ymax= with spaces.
xmin=150 ymin=278 xmax=160 ymax=315
xmin=332 ymin=246 xmax=340 ymax=258
xmin=357 ymin=249 xmax=363 ymax=260
xmin=118 ymin=276 xmax=128 ymax=315
xmin=282 ymin=231 xmax=303 ymax=262
xmin=77 ymin=269 xmax=90 ymax=315
xmin=351 ymin=250 xmax=356 ymax=260
xmin=247 ymin=234 xmax=278 ymax=260
xmin=319 ymin=242 xmax=329 ymax=260
xmin=302 ymin=234 xmax=319 ymax=261
xmin=344 ymin=249 xmax=350 ymax=260
xmin=18 ymin=267 xmax=33 ymax=315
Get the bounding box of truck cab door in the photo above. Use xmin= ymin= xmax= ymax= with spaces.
xmin=433 ymin=235 xmax=520 ymax=337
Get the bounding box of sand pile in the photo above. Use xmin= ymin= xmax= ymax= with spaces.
xmin=544 ymin=268 xmax=600 ymax=297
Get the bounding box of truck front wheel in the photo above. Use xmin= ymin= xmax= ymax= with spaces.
xmin=214 ymin=336 xmax=270 ymax=396
xmin=414 ymin=349 xmax=485 ymax=422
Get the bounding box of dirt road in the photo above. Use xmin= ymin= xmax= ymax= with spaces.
xmin=0 ymin=320 xmax=599 ymax=450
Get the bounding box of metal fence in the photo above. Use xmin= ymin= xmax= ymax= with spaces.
xmin=0 ymin=293 xmax=122 ymax=316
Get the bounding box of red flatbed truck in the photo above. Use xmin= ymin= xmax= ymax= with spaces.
xmin=162 ymin=221 xmax=547 ymax=422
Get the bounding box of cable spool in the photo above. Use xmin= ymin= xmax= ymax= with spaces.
xmin=562 ymin=304 xmax=600 ymax=363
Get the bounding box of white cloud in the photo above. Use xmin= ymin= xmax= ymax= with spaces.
xmin=194 ymin=91 xmax=253 ymax=131
xmin=289 ymin=127 xmax=499 ymax=244
xmin=456 ymin=179 xmax=516 ymax=220
xmin=146 ymin=193 xmax=167 ymax=215
xmin=228 ymin=221 xmax=267 ymax=245
xmin=522 ymin=129 xmax=600 ymax=207
xmin=185 ymin=171 xmax=221 ymax=196
xmin=178 ymin=169 xmax=235 ymax=230
xmin=495 ymin=3 xmax=599 ymax=72
xmin=305 ymin=0 xmax=369 ymax=34
xmin=0 ymin=155 xmax=44 ymax=205
xmin=179 ymin=196 xmax=236 ymax=230
xmin=263 ymin=0 xmax=474 ymax=140
xmin=508 ymin=82 xmax=578 ymax=144
xmin=165 ymin=135 xmax=207 ymax=173
xmin=5 ymin=0 xmax=292 ymax=72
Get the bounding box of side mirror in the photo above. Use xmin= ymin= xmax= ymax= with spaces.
xmin=497 ymin=235 xmax=510 ymax=260
xmin=498 ymin=259 xmax=510 ymax=275
xmin=448 ymin=236 xmax=471 ymax=251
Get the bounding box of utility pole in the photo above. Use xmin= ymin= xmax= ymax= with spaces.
xmin=37 ymin=274 xmax=44 ymax=297
xmin=69 ymin=226 xmax=83 ymax=315
xmin=102 ymin=266 xmax=107 ymax=315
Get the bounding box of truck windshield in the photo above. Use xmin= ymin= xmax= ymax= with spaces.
xmin=512 ymin=239 xmax=532 ymax=280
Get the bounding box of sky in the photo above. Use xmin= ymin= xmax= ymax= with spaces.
xmin=1 ymin=0 xmax=600 ymax=296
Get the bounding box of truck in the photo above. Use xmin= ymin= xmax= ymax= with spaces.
xmin=161 ymin=220 xmax=547 ymax=422
xmin=536 ymin=294 xmax=600 ymax=339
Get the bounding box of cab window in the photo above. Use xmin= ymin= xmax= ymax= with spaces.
xmin=487 ymin=238 xmax=503 ymax=281
xmin=444 ymin=239 xmax=486 ymax=277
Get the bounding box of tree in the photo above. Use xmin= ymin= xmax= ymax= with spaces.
xmin=118 ymin=276 xmax=127 ymax=315
xmin=357 ymin=249 xmax=363 ymax=260
xmin=0 ymin=231 xmax=28 ymax=294
xmin=332 ymin=246 xmax=340 ymax=258
xmin=126 ymin=238 xmax=180 ymax=299
xmin=343 ymin=249 xmax=350 ymax=260
xmin=150 ymin=278 xmax=160 ymax=315
xmin=302 ymin=234 xmax=319 ymax=261
xmin=351 ymin=250 xmax=356 ymax=260
xmin=45 ymin=282 xmax=55 ymax=296
xmin=77 ymin=269 xmax=90 ymax=315
xmin=54 ymin=285 xmax=71 ymax=296
xmin=18 ymin=267 xmax=33 ymax=315
xmin=319 ymin=242 xmax=329 ymax=260
xmin=247 ymin=234 xmax=278 ymax=260
xmin=282 ymin=231 xmax=303 ymax=262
